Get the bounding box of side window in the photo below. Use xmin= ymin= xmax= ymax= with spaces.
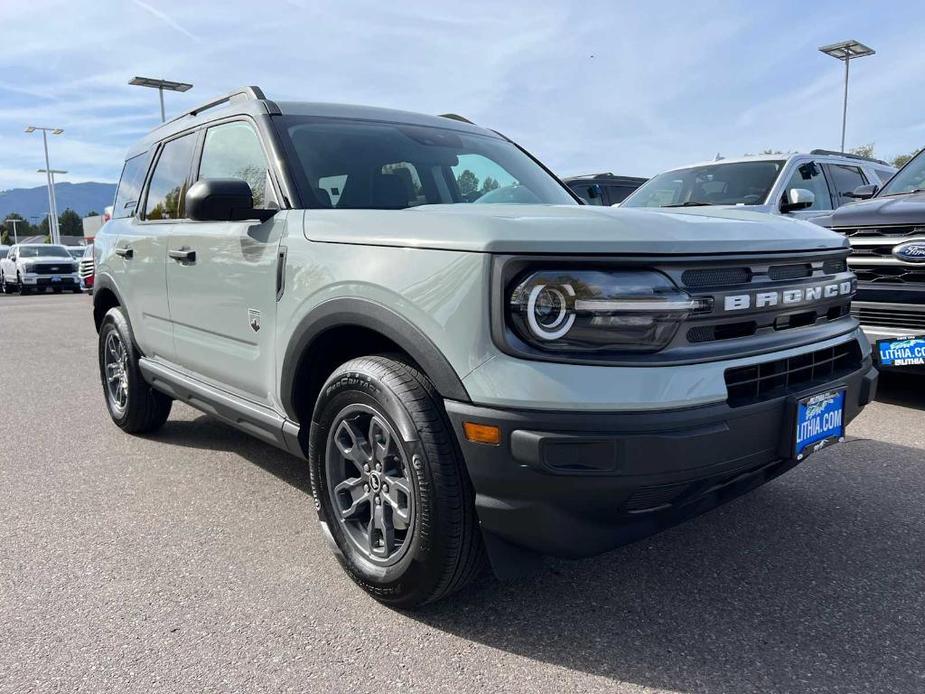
xmin=782 ymin=162 xmax=832 ymax=211
xmin=113 ymin=152 xmax=150 ymax=219
xmin=198 ymin=121 xmax=275 ymax=208
xmin=569 ymin=184 xmax=605 ymax=205
xmin=144 ymin=134 xmax=196 ymax=220
xmin=874 ymin=168 xmax=895 ymax=184
xmin=826 ymin=164 xmax=868 ymax=206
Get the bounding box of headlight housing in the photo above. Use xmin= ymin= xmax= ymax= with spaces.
xmin=508 ymin=269 xmax=706 ymax=354
xmin=21 ymin=262 xmax=34 ymax=273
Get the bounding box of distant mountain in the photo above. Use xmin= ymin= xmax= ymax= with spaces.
xmin=0 ymin=181 xmax=116 ymax=220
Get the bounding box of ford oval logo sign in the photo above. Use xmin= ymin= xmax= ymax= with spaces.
xmin=892 ymin=241 xmax=925 ymax=263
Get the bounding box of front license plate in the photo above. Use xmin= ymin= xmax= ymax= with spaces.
xmin=876 ymin=336 xmax=925 ymax=367
xmin=794 ymin=389 xmax=846 ymax=461
xmin=51 ymin=275 xmax=61 ymax=282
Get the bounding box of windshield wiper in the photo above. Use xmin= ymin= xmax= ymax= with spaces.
xmin=661 ymin=201 xmax=712 ymax=207
xmin=879 ymin=188 xmax=925 ymax=197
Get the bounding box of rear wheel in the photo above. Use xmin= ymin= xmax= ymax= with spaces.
xmin=0 ymin=272 xmax=5 ymax=293
xmin=308 ymin=355 xmax=484 ymax=607
xmin=98 ymin=306 xmax=172 ymax=433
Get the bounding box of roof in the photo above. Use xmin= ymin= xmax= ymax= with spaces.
xmin=127 ymin=85 xmax=497 ymax=156
xmin=563 ymin=173 xmax=648 ymax=184
xmin=660 ymin=151 xmax=896 ymax=173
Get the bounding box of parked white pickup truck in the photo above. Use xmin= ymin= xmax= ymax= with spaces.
xmin=0 ymin=243 xmax=82 ymax=295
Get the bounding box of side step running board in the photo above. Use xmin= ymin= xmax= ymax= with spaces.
xmin=138 ymin=358 xmax=304 ymax=459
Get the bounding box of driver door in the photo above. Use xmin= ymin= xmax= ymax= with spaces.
xmin=166 ymin=119 xmax=284 ymax=404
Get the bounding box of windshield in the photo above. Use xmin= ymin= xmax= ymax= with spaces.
xmin=879 ymin=150 xmax=925 ymax=196
xmin=281 ymin=117 xmax=576 ymax=209
xmin=622 ymin=160 xmax=785 ymax=208
xmin=18 ymin=245 xmax=71 ymax=258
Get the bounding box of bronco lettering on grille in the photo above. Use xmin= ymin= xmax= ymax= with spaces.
xmin=723 ymin=281 xmax=853 ymax=312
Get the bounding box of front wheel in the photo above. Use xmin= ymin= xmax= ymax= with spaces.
xmin=17 ymin=274 xmax=29 ymax=295
xmin=98 ymin=306 xmax=172 ymax=433
xmin=308 ymin=355 xmax=484 ymax=607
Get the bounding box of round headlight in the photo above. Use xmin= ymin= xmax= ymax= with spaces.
xmin=526 ymin=284 xmax=575 ymax=340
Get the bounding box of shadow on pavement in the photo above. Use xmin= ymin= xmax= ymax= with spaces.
xmin=150 ymin=414 xmax=312 ymax=495
xmin=153 ymin=411 xmax=923 ymax=693
xmin=412 ymin=437 xmax=924 ymax=693
xmin=875 ymin=370 xmax=925 ymax=411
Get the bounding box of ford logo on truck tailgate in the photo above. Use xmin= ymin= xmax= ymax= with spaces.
xmin=893 ymin=241 xmax=925 ymax=263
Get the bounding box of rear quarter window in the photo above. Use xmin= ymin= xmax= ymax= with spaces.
xmin=113 ymin=152 xmax=151 ymax=219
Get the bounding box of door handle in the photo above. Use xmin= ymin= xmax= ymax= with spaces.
xmin=169 ymin=248 xmax=196 ymax=263
xmin=114 ymin=246 xmax=133 ymax=259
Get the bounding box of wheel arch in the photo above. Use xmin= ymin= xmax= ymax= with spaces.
xmin=92 ymin=274 xmax=126 ymax=333
xmin=281 ymin=298 xmax=470 ymax=423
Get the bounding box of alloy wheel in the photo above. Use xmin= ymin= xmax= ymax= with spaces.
xmin=325 ymin=405 xmax=415 ymax=566
xmin=103 ymin=331 xmax=129 ymax=415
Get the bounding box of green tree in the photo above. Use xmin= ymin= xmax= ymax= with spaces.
xmin=456 ymin=169 xmax=479 ymax=197
xmin=480 ymin=176 xmax=500 ymax=194
xmin=850 ymin=143 xmax=876 ymax=159
xmin=891 ymin=150 xmax=919 ymax=169
xmin=2 ymin=212 xmax=32 ymax=244
xmin=37 ymin=215 xmax=50 ymax=237
xmin=85 ymin=210 xmax=99 ymax=217
xmin=58 ymin=208 xmax=83 ymax=237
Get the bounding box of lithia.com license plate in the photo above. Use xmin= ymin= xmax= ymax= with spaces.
xmin=794 ymin=389 xmax=846 ymax=461
xmin=876 ymin=336 xmax=925 ymax=367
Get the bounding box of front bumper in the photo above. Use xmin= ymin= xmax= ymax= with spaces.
xmin=445 ymin=358 xmax=877 ymax=561
xmin=21 ymin=273 xmax=80 ymax=288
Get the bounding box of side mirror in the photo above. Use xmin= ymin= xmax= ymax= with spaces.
xmin=186 ymin=178 xmax=275 ymax=222
xmin=845 ymin=183 xmax=878 ymax=200
xmin=781 ymin=188 xmax=815 ymax=213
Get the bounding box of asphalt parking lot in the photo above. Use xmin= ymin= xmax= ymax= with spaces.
xmin=1 ymin=292 xmax=923 ymax=693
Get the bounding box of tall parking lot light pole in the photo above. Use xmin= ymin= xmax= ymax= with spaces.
xmin=818 ymin=40 xmax=875 ymax=153
xmin=37 ymin=168 xmax=68 ymax=243
xmin=25 ymin=126 xmax=64 ymax=244
xmin=129 ymin=76 xmax=193 ymax=122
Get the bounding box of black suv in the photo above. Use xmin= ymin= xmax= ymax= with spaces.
xmin=815 ymin=148 xmax=925 ymax=368
xmin=564 ymin=173 xmax=647 ymax=206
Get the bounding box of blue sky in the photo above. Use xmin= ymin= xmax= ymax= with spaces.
xmin=1 ymin=0 xmax=923 ymax=190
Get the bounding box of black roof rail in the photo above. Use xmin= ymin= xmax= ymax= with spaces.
xmin=809 ymin=148 xmax=891 ymax=166
xmin=438 ymin=113 xmax=475 ymax=124
xmin=161 ymin=86 xmax=275 ymax=127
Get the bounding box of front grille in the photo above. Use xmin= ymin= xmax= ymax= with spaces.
xmin=681 ymin=267 xmax=750 ymax=288
xmin=854 ymin=266 xmax=925 ymax=284
xmin=769 ymin=264 xmax=812 ymax=281
xmin=823 ymin=259 xmax=848 ymax=274
xmin=836 ymin=224 xmax=925 ymax=285
xmin=851 ymin=303 xmax=925 ymax=332
xmin=32 ymin=262 xmax=75 ymax=275
xmin=724 ymin=340 xmax=862 ymax=406
xmin=843 ymin=225 xmax=925 ymax=238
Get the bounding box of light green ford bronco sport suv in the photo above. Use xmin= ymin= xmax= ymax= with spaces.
xmin=94 ymin=86 xmax=877 ymax=606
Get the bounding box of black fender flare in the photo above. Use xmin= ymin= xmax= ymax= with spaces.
xmin=280 ymin=298 xmax=471 ymax=420
xmin=91 ymin=273 xmax=128 ymax=330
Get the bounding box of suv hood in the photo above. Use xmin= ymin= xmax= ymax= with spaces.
xmin=17 ymin=255 xmax=76 ymax=266
xmin=303 ymin=204 xmax=847 ymax=254
xmin=823 ymin=191 xmax=925 ymax=228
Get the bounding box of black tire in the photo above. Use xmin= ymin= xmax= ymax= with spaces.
xmin=17 ymin=275 xmax=29 ymax=295
xmin=308 ymin=355 xmax=484 ymax=608
xmin=0 ymin=273 xmax=6 ymax=294
xmin=98 ymin=306 xmax=172 ymax=434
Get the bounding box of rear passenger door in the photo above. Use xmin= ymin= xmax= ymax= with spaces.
xmin=166 ymin=119 xmax=284 ymax=403
xmin=117 ymin=136 xmax=196 ymax=361
xmin=824 ymin=163 xmax=868 ymax=208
